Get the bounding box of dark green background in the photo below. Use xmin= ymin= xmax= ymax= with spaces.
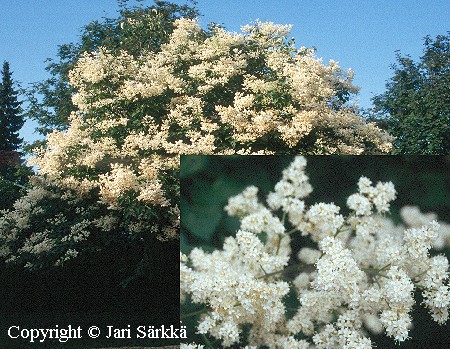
xmin=0 ymin=238 xmax=179 ymax=348
xmin=181 ymin=155 xmax=450 ymax=349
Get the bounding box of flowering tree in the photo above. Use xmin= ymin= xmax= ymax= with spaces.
xmin=26 ymin=0 xmax=199 ymax=135
xmin=1 ymin=16 xmax=393 ymax=270
xmin=181 ymin=156 xmax=450 ymax=348
xmin=63 ymin=19 xmax=392 ymax=155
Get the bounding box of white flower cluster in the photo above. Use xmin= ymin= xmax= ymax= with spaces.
xmin=347 ymin=176 xmax=396 ymax=215
xmin=181 ymin=156 xmax=450 ymax=348
xmin=181 ymin=229 xmax=290 ymax=347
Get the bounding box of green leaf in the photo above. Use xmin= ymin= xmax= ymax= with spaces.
xmin=180 ymin=156 xmax=209 ymax=178
xmin=181 ymin=197 xmax=223 ymax=243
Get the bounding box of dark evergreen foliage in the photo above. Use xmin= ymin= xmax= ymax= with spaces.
xmin=372 ymin=33 xmax=450 ymax=154
xmin=0 ymin=61 xmax=32 ymax=210
xmin=0 ymin=61 xmax=24 ymax=152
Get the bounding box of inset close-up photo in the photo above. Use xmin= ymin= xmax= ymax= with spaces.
xmin=180 ymin=156 xmax=450 ymax=348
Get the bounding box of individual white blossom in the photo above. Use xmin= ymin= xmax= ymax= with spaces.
xmin=363 ymin=313 xmax=383 ymax=335
xmin=379 ymin=310 xmax=412 ymax=342
xmin=298 ymin=203 xmax=345 ymax=242
xmin=347 ymin=176 xmax=397 ymax=215
xmin=403 ymin=221 xmax=440 ymax=261
xmin=225 ymin=186 xmax=262 ymax=218
xmin=400 ymin=206 xmax=450 ymax=250
xmin=347 ymin=193 xmax=372 ymax=216
xmin=180 ymin=344 xmax=204 ymax=349
xmin=297 ymin=247 xmax=321 ymax=265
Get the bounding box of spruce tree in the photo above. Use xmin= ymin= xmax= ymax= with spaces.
xmin=0 ymin=61 xmax=24 ymax=153
xmin=0 ymin=61 xmax=30 ymax=210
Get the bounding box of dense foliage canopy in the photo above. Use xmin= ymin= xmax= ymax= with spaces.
xmin=372 ymin=33 xmax=450 ymax=154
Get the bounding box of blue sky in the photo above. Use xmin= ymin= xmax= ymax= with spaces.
xmin=0 ymin=0 xmax=448 ymax=145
